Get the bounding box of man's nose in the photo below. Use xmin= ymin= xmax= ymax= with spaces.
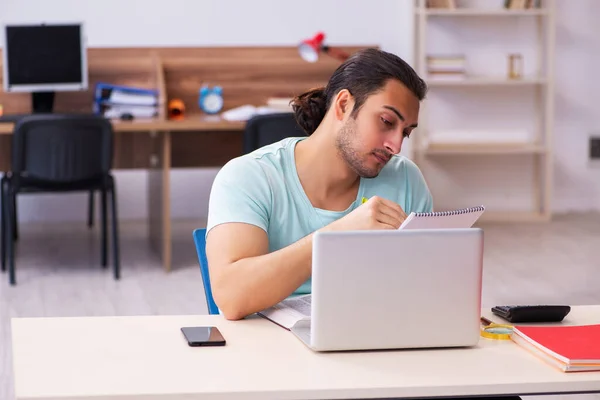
xmin=384 ymin=133 xmax=403 ymax=155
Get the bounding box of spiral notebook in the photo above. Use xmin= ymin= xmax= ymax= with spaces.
xmin=399 ymin=205 xmax=485 ymax=230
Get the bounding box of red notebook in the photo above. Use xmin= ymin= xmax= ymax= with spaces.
xmin=511 ymin=324 xmax=600 ymax=372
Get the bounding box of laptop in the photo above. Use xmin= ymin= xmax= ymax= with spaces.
xmin=287 ymin=228 xmax=484 ymax=352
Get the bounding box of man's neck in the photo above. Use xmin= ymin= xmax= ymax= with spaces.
xmin=294 ymin=123 xmax=360 ymax=211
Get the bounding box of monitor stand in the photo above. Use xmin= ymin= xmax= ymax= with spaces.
xmin=32 ymin=91 xmax=55 ymax=113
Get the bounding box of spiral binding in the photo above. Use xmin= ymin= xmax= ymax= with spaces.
xmin=414 ymin=205 xmax=485 ymax=218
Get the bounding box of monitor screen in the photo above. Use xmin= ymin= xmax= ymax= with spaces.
xmin=3 ymin=23 xmax=87 ymax=92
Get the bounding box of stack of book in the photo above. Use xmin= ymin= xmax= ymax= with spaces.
xmin=505 ymin=0 xmax=541 ymax=8
xmin=511 ymin=324 xmax=600 ymax=372
xmin=426 ymin=0 xmax=456 ymax=8
xmin=94 ymin=83 xmax=159 ymax=119
xmin=426 ymin=55 xmax=466 ymax=81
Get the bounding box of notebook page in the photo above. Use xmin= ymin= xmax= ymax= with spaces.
xmin=257 ymin=294 xmax=312 ymax=330
xmin=279 ymin=295 xmax=312 ymax=316
xmin=399 ymin=206 xmax=485 ymax=230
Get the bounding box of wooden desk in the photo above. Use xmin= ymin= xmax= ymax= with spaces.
xmin=0 ymin=45 xmax=376 ymax=272
xmin=11 ymin=306 xmax=600 ymax=400
xmin=0 ymin=116 xmax=247 ymax=135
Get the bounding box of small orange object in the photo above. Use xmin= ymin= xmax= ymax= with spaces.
xmin=0 ymin=104 xmax=3 ymax=117
xmin=168 ymin=99 xmax=185 ymax=120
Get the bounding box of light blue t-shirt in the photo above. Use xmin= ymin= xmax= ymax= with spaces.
xmin=206 ymin=137 xmax=433 ymax=296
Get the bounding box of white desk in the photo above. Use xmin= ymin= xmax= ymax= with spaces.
xmin=11 ymin=306 xmax=600 ymax=400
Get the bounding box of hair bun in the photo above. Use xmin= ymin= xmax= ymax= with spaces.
xmin=291 ymin=87 xmax=327 ymax=135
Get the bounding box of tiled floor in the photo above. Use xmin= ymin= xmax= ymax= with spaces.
xmin=1 ymin=213 xmax=599 ymax=400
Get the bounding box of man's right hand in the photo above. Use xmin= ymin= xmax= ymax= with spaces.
xmin=323 ymin=196 xmax=407 ymax=232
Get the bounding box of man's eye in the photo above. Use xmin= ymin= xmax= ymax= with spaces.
xmin=381 ymin=117 xmax=392 ymax=126
xmin=403 ymin=130 xmax=411 ymax=138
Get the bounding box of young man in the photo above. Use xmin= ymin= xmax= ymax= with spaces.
xmin=205 ymin=48 xmax=432 ymax=320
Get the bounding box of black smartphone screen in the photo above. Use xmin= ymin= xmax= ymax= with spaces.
xmin=181 ymin=326 xmax=226 ymax=346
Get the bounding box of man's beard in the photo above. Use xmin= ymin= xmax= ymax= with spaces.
xmin=335 ymin=118 xmax=381 ymax=179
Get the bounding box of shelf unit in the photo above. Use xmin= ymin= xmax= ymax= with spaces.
xmin=413 ymin=0 xmax=555 ymax=222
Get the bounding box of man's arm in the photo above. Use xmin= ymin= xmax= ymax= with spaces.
xmin=204 ymin=155 xmax=406 ymax=320
xmin=206 ymin=196 xmax=407 ymax=321
xmin=206 ymin=223 xmax=313 ymax=321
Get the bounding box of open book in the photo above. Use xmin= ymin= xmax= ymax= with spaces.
xmin=257 ymin=294 xmax=311 ymax=330
xmin=399 ymin=205 xmax=485 ymax=230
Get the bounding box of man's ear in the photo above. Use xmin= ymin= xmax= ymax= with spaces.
xmin=333 ymin=89 xmax=353 ymax=121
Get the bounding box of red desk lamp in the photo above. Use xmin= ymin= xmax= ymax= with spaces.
xmin=298 ymin=32 xmax=350 ymax=63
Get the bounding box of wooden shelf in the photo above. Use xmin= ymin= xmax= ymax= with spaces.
xmin=418 ymin=8 xmax=548 ymax=16
xmin=427 ymin=77 xmax=547 ymax=87
xmin=414 ymin=0 xmax=555 ymax=222
xmin=420 ymin=143 xmax=547 ymax=155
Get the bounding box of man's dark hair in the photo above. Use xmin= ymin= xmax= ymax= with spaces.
xmin=291 ymin=48 xmax=427 ymax=135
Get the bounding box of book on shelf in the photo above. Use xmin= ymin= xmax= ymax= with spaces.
xmin=426 ymin=55 xmax=466 ymax=80
xmin=511 ymin=324 xmax=600 ymax=372
xmin=426 ymin=0 xmax=456 ymax=8
xmin=505 ymin=0 xmax=541 ymax=9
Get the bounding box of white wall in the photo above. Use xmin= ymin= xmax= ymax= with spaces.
xmin=551 ymin=0 xmax=600 ymax=212
xmin=0 ymin=0 xmax=414 ymax=223
xmin=1 ymin=0 xmax=598 ymax=222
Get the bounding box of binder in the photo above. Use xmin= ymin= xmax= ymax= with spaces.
xmin=94 ymin=101 xmax=158 ymax=119
xmin=94 ymin=82 xmax=158 ymax=106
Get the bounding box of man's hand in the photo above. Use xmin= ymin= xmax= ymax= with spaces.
xmin=323 ymin=196 xmax=407 ymax=231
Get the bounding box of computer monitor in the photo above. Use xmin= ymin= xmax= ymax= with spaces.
xmin=2 ymin=23 xmax=88 ymax=113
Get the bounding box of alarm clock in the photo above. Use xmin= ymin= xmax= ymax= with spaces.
xmin=198 ymin=85 xmax=224 ymax=114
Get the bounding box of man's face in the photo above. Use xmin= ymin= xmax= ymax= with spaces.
xmin=335 ymin=79 xmax=420 ymax=178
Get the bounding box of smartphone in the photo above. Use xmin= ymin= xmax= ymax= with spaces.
xmin=181 ymin=326 xmax=226 ymax=347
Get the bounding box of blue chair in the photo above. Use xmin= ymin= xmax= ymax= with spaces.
xmin=192 ymin=228 xmax=219 ymax=315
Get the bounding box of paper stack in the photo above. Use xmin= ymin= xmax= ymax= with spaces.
xmin=94 ymin=82 xmax=159 ymax=119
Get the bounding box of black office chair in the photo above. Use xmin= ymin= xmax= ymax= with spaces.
xmin=243 ymin=113 xmax=306 ymax=154
xmin=0 ymin=114 xmax=121 ymax=285
xmin=10 ymin=183 xmax=96 ymax=240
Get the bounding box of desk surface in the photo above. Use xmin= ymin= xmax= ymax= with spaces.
xmin=0 ymin=115 xmax=246 ymax=134
xmin=11 ymin=306 xmax=600 ymax=400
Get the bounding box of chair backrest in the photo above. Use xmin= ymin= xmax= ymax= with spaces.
xmin=243 ymin=112 xmax=305 ymax=154
xmin=192 ymin=228 xmax=220 ymax=315
xmin=11 ymin=113 xmax=113 ymax=185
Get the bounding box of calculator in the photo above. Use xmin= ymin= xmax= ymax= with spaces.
xmin=491 ymin=305 xmax=571 ymax=323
